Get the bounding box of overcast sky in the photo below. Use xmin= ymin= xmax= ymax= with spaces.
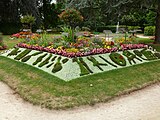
xmin=51 ymin=0 xmax=56 ymax=4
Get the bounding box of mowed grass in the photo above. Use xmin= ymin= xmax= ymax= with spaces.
xmin=2 ymin=35 xmax=19 ymax=49
xmin=0 ymin=56 xmax=160 ymax=109
xmin=0 ymin=35 xmax=160 ymax=109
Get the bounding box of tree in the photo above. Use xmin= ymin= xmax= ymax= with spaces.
xmin=64 ymin=0 xmax=160 ymax=44
xmin=59 ymin=8 xmax=83 ymax=42
xmin=20 ymin=15 xmax=36 ymax=31
xmin=39 ymin=0 xmax=63 ymax=29
xmin=0 ymin=0 xmax=41 ymax=34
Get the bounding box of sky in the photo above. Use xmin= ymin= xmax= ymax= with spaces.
xmin=51 ymin=0 xmax=56 ymax=4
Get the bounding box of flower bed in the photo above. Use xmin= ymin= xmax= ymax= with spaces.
xmin=11 ymin=31 xmax=41 ymax=39
xmin=0 ymin=45 xmax=7 ymax=50
xmin=17 ymin=43 xmax=148 ymax=58
xmin=1 ymin=47 xmax=159 ymax=81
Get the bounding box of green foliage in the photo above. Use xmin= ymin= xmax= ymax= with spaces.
xmin=73 ymin=58 xmax=90 ymax=76
xmin=62 ymin=58 xmax=69 ymax=64
xmin=21 ymin=15 xmax=36 ymax=25
xmin=0 ymin=23 xmax=21 ymax=35
xmin=33 ymin=53 xmax=48 ymax=65
xmin=87 ymin=56 xmax=107 ymax=71
xmin=1 ymin=55 xmax=160 ymax=109
xmin=154 ymin=53 xmax=160 ymax=59
xmin=128 ymin=26 xmax=140 ymax=31
xmin=123 ymin=51 xmax=142 ymax=65
xmin=144 ymin=26 xmax=155 ymax=36
xmin=146 ymin=10 xmax=156 ymax=26
xmin=38 ymin=54 xmax=52 ymax=67
xmin=59 ymin=9 xmax=83 ymax=28
xmin=14 ymin=49 xmax=32 ymax=60
xmin=109 ymin=53 xmax=126 ymax=66
xmin=82 ymin=27 xmax=90 ymax=31
xmin=39 ymin=2 xmax=62 ymax=28
xmin=61 ymin=26 xmax=73 ymax=42
xmin=21 ymin=51 xmax=43 ymax=62
xmin=79 ymin=58 xmax=93 ymax=73
xmin=52 ymin=57 xmax=62 ymax=73
xmin=46 ymin=62 xmax=54 ymax=68
xmin=97 ymin=26 xmax=117 ymax=33
xmin=51 ymin=56 xmax=57 ymax=61
xmin=141 ymin=49 xmax=157 ymax=60
xmin=133 ymin=50 xmax=144 ymax=59
xmin=7 ymin=48 xmax=21 ymax=56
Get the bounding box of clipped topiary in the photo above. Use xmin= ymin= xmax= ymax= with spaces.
xmin=7 ymin=48 xmax=21 ymax=56
xmin=38 ymin=54 xmax=52 ymax=67
xmin=141 ymin=50 xmax=157 ymax=60
xmin=72 ymin=58 xmax=90 ymax=76
xmin=79 ymin=58 xmax=93 ymax=73
xmin=109 ymin=52 xmax=126 ymax=66
xmin=87 ymin=56 xmax=107 ymax=71
xmin=21 ymin=51 xmax=43 ymax=62
xmin=46 ymin=63 xmax=54 ymax=68
xmin=51 ymin=56 xmax=57 ymax=61
xmin=33 ymin=53 xmax=48 ymax=65
xmin=123 ymin=50 xmax=142 ymax=65
xmin=62 ymin=58 xmax=69 ymax=64
xmin=52 ymin=57 xmax=62 ymax=73
xmin=14 ymin=49 xmax=32 ymax=60
xmin=154 ymin=52 xmax=160 ymax=59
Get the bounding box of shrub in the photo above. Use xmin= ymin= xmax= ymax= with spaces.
xmin=0 ymin=23 xmax=21 ymax=35
xmin=59 ymin=9 xmax=83 ymax=28
xmin=21 ymin=15 xmax=36 ymax=30
xmin=14 ymin=49 xmax=32 ymax=60
xmin=82 ymin=27 xmax=90 ymax=31
xmin=59 ymin=9 xmax=83 ymax=42
xmin=144 ymin=26 xmax=155 ymax=36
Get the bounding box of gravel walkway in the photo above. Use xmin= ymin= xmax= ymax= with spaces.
xmin=0 ymin=82 xmax=160 ymax=120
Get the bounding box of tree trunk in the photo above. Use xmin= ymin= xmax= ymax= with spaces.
xmin=155 ymin=1 xmax=160 ymax=44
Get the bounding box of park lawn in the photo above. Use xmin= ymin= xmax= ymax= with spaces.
xmin=2 ymin=35 xmax=19 ymax=49
xmin=0 ymin=35 xmax=160 ymax=109
xmin=0 ymin=56 xmax=160 ymax=109
xmin=136 ymin=38 xmax=154 ymax=44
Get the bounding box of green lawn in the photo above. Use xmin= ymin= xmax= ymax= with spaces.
xmin=0 ymin=35 xmax=160 ymax=109
xmin=0 ymin=56 xmax=159 ymax=109
xmin=2 ymin=35 xmax=19 ymax=49
xmin=136 ymin=38 xmax=154 ymax=44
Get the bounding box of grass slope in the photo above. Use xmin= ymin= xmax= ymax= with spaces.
xmin=0 ymin=56 xmax=160 ymax=109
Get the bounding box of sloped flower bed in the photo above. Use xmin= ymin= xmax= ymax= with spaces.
xmin=17 ymin=43 xmax=148 ymax=58
xmin=1 ymin=47 xmax=159 ymax=81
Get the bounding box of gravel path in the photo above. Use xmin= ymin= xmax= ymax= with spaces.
xmin=0 ymin=82 xmax=160 ymax=120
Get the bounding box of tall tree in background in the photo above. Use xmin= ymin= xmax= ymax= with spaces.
xmin=65 ymin=0 xmax=160 ymax=44
xmin=39 ymin=0 xmax=62 ymax=29
xmin=0 ymin=0 xmax=41 ymax=34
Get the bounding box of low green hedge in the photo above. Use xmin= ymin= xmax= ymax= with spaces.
xmin=144 ymin=26 xmax=155 ymax=36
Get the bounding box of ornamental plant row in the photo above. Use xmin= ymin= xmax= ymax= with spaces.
xmin=17 ymin=43 xmax=148 ymax=58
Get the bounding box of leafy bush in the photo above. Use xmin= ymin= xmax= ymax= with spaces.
xmin=82 ymin=27 xmax=90 ymax=31
xmin=128 ymin=26 xmax=140 ymax=31
xmin=59 ymin=9 xmax=83 ymax=42
xmin=0 ymin=23 xmax=20 ymax=35
xmin=97 ymin=26 xmax=117 ymax=33
xmin=144 ymin=26 xmax=155 ymax=36
xmin=21 ymin=15 xmax=36 ymax=30
xmin=59 ymin=9 xmax=83 ymax=28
